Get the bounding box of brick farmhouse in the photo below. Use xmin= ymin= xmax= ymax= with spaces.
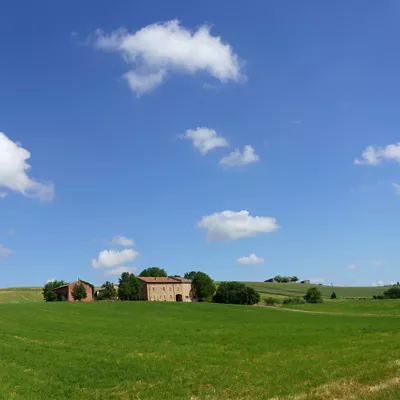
xmin=53 ymin=280 xmax=94 ymax=302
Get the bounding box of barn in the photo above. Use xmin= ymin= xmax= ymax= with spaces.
xmin=53 ymin=280 xmax=94 ymax=302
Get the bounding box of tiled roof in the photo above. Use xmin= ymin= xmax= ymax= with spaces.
xmin=138 ymin=277 xmax=191 ymax=284
xmin=170 ymin=277 xmax=192 ymax=283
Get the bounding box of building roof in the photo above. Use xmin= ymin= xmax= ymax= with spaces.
xmin=170 ymin=277 xmax=192 ymax=283
xmin=138 ymin=277 xmax=191 ymax=284
xmin=53 ymin=280 xmax=93 ymax=291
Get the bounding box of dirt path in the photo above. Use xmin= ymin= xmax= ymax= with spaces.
xmin=259 ymin=305 xmax=400 ymax=317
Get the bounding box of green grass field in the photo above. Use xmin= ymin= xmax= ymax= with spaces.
xmin=0 ymin=287 xmax=42 ymax=303
xmin=1 ymin=301 xmax=400 ymax=399
xmin=283 ymin=299 xmax=400 ymax=316
xmin=245 ymin=282 xmax=386 ymax=299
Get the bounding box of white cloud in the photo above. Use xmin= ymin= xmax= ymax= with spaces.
xmin=182 ymin=127 xmax=228 ymax=154
xmin=92 ymin=249 xmax=138 ymax=268
xmin=111 ymin=235 xmax=134 ymax=247
xmin=346 ymin=264 xmax=358 ymax=271
xmin=373 ymin=280 xmax=385 ymax=287
xmin=392 ymin=183 xmax=400 ymax=195
xmin=0 ymin=192 xmax=7 ymax=199
xmin=219 ymin=145 xmax=259 ymax=167
xmin=104 ymin=266 xmax=137 ymax=276
xmin=355 ymin=142 xmax=400 ymax=165
xmin=93 ymin=20 xmax=244 ymax=95
xmin=197 ymin=210 xmax=279 ymax=242
xmin=0 ymin=244 xmax=12 ymax=257
xmin=237 ymin=253 xmax=264 ymax=265
xmin=46 ymin=278 xmax=56 ymax=283
xmin=0 ymin=132 xmax=54 ymax=201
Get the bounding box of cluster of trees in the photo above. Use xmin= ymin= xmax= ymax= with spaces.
xmin=271 ymin=275 xmax=299 ymax=283
xmin=304 ymin=287 xmax=323 ymax=303
xmin=213 ymin=282 xmax=260 ymax=305
xmin=374 ymin=286 xmax=400 ymax=300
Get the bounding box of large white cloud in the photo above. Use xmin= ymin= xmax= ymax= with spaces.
xmin=92 ymin=249 xmax=138 ymax=268
xmin=182 ymin=127 xmax=228 ymax=154
xmin=197 ymin=210 xmax=279 ymax=242
xmin=111 ymin=235 xmax=134 ymax=247
xmin=237 ymin=253 xmax=264 ymax=265
xmin=355 ymin=142 xmax=400 ymax=165
xmin=93 ymin=20 xmax=244 ymax=95
xmin=0 ymin=132 xmax=54 ymax=201
xmin=219 ymin=145 xmax=259 ymax=167
xmin=0 ymin=244 xmax=12 ymax=257
xmin=104 ymin=266 xmax=137 ymax=277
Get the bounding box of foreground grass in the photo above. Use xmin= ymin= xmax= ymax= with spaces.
xmin=283 ymin=299 xmax=400 ymax=316
xmin=1 ymin=302 xmax=400 ymax=399
xmin=245 ymin=282 xmax=386 ymax=299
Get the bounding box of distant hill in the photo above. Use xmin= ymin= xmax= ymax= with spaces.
xmin=244 ymin=282 xmax=386 ymax=299
xmin=0 ymin=287 xmax=42 ymax=304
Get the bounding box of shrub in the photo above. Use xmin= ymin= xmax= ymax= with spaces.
xmin=264 ymin=297 xmax=281 ymax=306
xmin=71 ymin=283 xmax=87 ymax=302
xmin=191 ymin=272 xmax=216 ymax=302
xmin=304 ymin=287 xmax=323 ymax=303
xmin=283 ymin=297 xmax=306 ymax=304
xmin=42 ymin=280 xmax=68 ymax=302
xmin=373 ymin=295 xmax=386 ymax=300
xmin=330 ymin=292 xmax=337 ymax=299
xmin=97 ymin=281 xmax=117 ymax=300
xmin=213 ymin=282 xmax=260 ymax=305
xmin=383 ymin=286 xmax=400 ymax=299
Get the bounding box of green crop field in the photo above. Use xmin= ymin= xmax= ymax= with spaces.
xmin=245 ymin=282 xmax=386 ymax=299
xmin=1 ymin=301 xmax=400 ymax=400
xmin=0 ymin=287 xmax=42 ymax=304
xmin=282 ymin=299 xmax=400 ymax=316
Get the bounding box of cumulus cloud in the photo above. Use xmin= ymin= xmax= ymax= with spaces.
xmin=346 ymin=264 xmax=358 ymax=271
xmin=93 ymin=20 xmax=244 ymax=95
xmin=0 ymin=132 xmax=54 ymax=201
xmin=0 ymin=244 xmax=12 ymax=257
xmin=111 ymin=235 xmax=134 ymax=247
xmin=219 ymin=145 xmax=259 ymax=167
xmin=393 ymin=183 xmax=400 ymax=195
xmin=104 ymin=266 xmax=137 ymax=276
xmin=237 ymin=253 xmax=264 ymax=265
xmin=92 ymin=249 xmax=138 ymax=268
xmin=354 ymin=142 xmax=400 ymax=165
xmin=182 ymin=127 xmax=228 ymax=154
xmin=197 ymin=210 xmax=279 ymax=242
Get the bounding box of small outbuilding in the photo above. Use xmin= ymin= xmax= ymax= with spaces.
xmin=53 ymin=280 xmax=94 ymax=302
xmin=300 ymin=280 xmax=310 ymax=284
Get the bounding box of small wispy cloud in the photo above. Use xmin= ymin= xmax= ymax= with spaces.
xmin=392 ymin=183 xmax=400 ymax=195
xmin=346 ymin=264 xmax=358 ymax=271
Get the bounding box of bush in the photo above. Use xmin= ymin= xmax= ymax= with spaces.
xmin=383 ymin=286 xmax=400 ymax=299
xmin=373 ymin=295 xmax=386 ymax=300
xmin=213 ymin=282 xmax=260 ymax=305
xmin=283 ymin=297 xmax=306 ymax=304
xmin=71 ymin=283 xmax=87 ymax=302
xmin=42 ymin=280 xmax=68 ymax=302
xmin=304 ymin=287 xmax=323 ymax=303
xmin=330 ymin=292 xmax=337 ymax=299
xmin=264 ymin=297 xmax=281 ymax=306
xmin=191 ymin=272 xmax=216 ymax=302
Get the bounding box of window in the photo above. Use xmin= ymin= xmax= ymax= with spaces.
xmin=153 ymin=287 xmax=155 ymax=291
xmin=185 ymin=296 xmax=189 ymax=299
xmin=170 ymin=295 xmax=172 ymax=298
xmin=170 ymin=287 xmax=172 ymax=291
xmin=163 ymin=287 xmax=165 ymax=291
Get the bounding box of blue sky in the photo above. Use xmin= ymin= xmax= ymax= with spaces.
xmin=1 ymin=0 xmax=400 ymax=288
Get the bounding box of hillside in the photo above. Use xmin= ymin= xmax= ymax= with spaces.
xmin=244 ymin=282 xmax=386 ymax=299
xmin=0 ymin=287 xmax=42 ymax=304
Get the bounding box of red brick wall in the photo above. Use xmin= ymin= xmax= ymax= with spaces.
xmin=67 ymin=281 xmax=93 ymax=302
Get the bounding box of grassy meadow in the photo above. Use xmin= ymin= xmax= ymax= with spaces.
xmin=0 ymin=287 xmax=42 ymax=303
xmin=1 ymin=301 xmax=400 ymax=400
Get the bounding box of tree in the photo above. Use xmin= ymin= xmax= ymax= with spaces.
xmin=184 ymin=271 xmax=197 ymax=280
xmin=291 ymin=276 xmax=299 ymax=282
xmin=304 ymin=287 xmax=323 ymax=303
xmin=97 ymin=281 xmax=117 ymax=300
xmin=274 ymin=275 xmax=283 ymax=283
xmin=281 ymin=276 xmax=290 ymax=283
xmin=118 ymin=272 xmax=140 ymax=300
xmin=330 ymin=292 xmax=337 ymax=299
xmin=139 ymin=267 xmax=167 ymax=277
xmin=383 ymin=286 xmax=400 ymax=299
xmin=213 ymin=282 xmax=260 ymax=305
xmin=42 ymin=280 xmax=68 ymax=302
xmin=72 ymin=283 xmax=87 ymax=302
xmin=191 ymin=272 xmax=216 ymax=302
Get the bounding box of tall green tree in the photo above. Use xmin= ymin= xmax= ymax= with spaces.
xmin=191 ymin=272 xmax=215 ymax=302
xmin=42 ymin=280 xmax=68 ymax=302
xmin=213 ymin=281 xmax=260 ymax=305
xmin=97 ymin=281 xmax=117 ymax=300
xmin=184 ymin=271 xmax=197 ymax=280
xmin=139 ymin=267 xmax=167 ymax=277
xmin=304 ymin=287 xmax=323 ymax=303
xmin=118 ymin=272 xmax=140 ymax=300
xmin=71 ymin=283 xmax=87 ymax=302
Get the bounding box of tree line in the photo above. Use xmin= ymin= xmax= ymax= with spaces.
xmin=268 ymin=275 xmax=299 ymax=283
